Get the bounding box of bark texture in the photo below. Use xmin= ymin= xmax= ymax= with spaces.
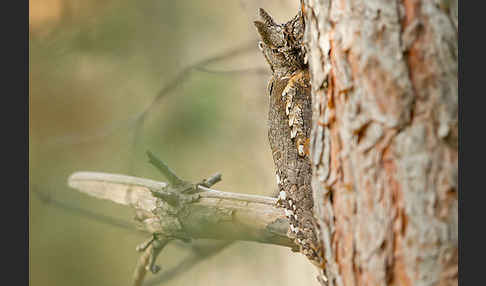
xmin=302 ymin=0 xmax=458 ymax=285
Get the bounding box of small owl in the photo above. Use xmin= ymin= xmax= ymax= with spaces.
xmin=254 ymin=8 xmax=324 ymax=267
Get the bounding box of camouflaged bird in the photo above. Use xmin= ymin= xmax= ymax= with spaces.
xmin=254 ymin=8 xmax=324 ymax=267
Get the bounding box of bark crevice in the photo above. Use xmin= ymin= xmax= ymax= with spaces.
xmin=303 ymin=0 xmax=457 ymax=285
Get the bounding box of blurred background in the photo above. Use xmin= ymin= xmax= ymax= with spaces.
xmin=29 ymin=0 xmax=320 ymax=285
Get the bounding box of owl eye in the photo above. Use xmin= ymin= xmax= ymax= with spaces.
xmin=258 ymin=42 xmax=265 ymax=51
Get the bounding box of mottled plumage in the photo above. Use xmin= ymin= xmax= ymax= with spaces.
xmin=254 ymin=8 xmax=323 ymax=266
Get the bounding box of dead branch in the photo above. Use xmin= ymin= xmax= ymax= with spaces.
xmin=67 ymin=152 xmax=295 ymax=286
xmin=132 ymin=236 xmax=170 ymax=286
xmin=68 ymin=171 xmax=294 ymax=248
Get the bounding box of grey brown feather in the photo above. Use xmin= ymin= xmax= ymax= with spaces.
xmin=254 ymin=8 xmax=324 ymax=266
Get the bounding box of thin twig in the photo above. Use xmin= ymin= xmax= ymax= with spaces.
xmin=145 ymin=241 xmax=233 ymax=286
xmin=132 ymin=237 xmax=170 ymax=286
xmin=197 ymin=185 xmax=276 ymax=204
xmin=146 ymin=151 xmax=184 ymax=186
xmin=132 ymin=243 xmax=152 ymax=286
xmin=198 ymin=173 xmax=222 ymax=188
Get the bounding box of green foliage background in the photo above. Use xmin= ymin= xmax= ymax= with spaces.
xmin=29 ymin=0 xmax=318 ymax=285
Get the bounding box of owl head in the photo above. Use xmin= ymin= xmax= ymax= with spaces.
xmin=253 ymin=8 xmax=306 ymax=76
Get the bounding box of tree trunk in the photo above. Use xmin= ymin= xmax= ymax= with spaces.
xmin=302 ymin=0 xmax=458 ymax=285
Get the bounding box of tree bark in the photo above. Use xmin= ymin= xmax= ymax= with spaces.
xmin=302 ymin=0 xmax=458 ymax=285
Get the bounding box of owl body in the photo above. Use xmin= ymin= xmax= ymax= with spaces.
xmin=254 ymin=8 xmax=323 ymax=265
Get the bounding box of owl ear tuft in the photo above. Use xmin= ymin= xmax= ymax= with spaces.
xmin=254 ymin=19 xmax=284 ymax=48
xmin=253 ymin=21 xmax=272 ymax=46
xmin=258 ymin=8 xmax=276 ymax=26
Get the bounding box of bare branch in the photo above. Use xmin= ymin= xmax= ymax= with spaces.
xmin=132 ymin=236 xmax=170 ymax=286
xmin=132 ymin=241 xmax=152 ymax=286
xmin=68 ymin=169 xmax=295 ymax=286
xmin=68 ymin=171 xmax=295 ymax=248
xmin=198 ymin=173 xmax=222 ymax=188
xmin=146 ymin=150 xmax=185 ymax=186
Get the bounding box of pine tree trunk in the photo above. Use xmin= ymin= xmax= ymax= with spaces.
xmin=302 ymin=1 xmax=458 ymax=285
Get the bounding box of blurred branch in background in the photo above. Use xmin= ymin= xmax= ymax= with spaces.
xmin=43 ymin=42 xmax=264 ymax=148
xmin=31 ymin=186 xmax=141 ymax=234
xmin=146 ymin=240 xmax=232 ymax=286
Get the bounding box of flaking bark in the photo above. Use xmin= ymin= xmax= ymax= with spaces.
xmin=302 ymin=0 xmax=458 ymax=285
